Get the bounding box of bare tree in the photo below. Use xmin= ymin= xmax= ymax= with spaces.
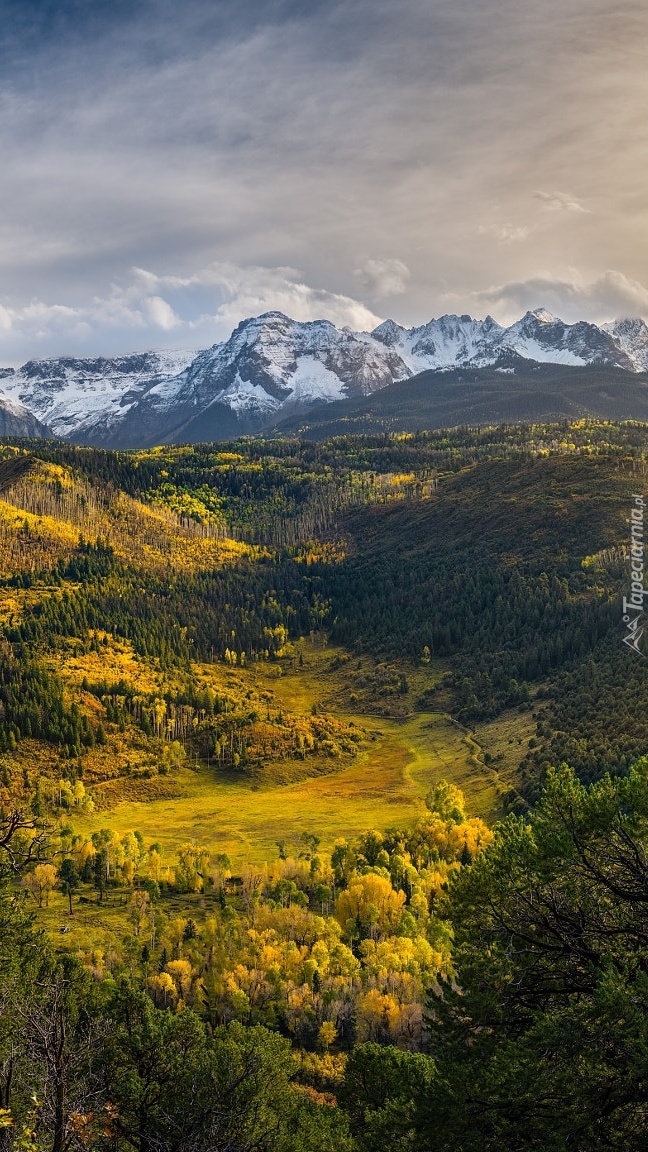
xmin=0 ymin=808 xmax=49 ymax=874
xmin=16 ymin=964 xmax=108 ymax=1152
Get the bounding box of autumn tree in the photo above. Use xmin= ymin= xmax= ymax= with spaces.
xmin=336 ymin=873 xmax=406 ymax=942
xmin=23 ymin=863 xmax=58 ymax=908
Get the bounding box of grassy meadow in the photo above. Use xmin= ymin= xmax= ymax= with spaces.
xmin=72 ymin=645 xmax=509 ymax=867
xmin=32 ymin=646 xmax=512 ymax=957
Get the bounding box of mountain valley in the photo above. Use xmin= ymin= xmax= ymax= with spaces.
xmin=0 ymin=421 xmax=647 ymax=1148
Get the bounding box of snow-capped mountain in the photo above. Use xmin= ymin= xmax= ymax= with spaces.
xmin=119 ymin=311 xmax=411 ymax=447
xmin=0 ymin=349 xmax=196 ymax=446
xmin=0 ymin=313 xmax=411 ymax=447
xmin=602 ymin=318 xmax=648 ymax=371
xmin=2 ymin=307 xmax=648 ymax=447
xmin=372 ymin=309 xmax=642 ymax=372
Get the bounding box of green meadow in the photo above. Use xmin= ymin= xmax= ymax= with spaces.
xmin=75 ymin=659 xmax=507 ymax=867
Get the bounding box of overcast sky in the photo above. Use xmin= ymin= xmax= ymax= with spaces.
xmin=1 ymin=0 xmax=648 ymax=361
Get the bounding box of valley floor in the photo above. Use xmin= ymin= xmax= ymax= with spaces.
xmin=70 ymin=647 xmax=517 ymax=867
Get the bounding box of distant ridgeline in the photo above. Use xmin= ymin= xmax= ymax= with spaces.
xmin=0 ymin=420 xmax=646 ymax=800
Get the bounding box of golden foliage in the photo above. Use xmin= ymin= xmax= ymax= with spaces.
xmin=335 ymin=873 xmax=406 ymax=939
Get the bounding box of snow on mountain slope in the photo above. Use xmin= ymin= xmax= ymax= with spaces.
xmin=162 ymin=312 xmax=409 ymax=410
xmin=281 ymin=356 xmax=352 ymax=405
xmin=369 ymin=313 xmax=505 ymax=372
xmin=602 ymin=318 xmax=648 ymax=371
xmin=0 ymin=307 xmax=645 ymax=448
xmin=368 ymin=309 xmax=633 ymax=371
xmin=0 ymin=349 xmax=197 ymax=443
xmin=501 ymin=311 xmax=633 ymax=368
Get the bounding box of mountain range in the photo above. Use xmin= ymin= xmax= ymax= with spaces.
xmin=3 ymin=308 xmax=648 ymax=446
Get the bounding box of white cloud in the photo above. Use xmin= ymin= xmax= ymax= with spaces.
xmin=205 ymin=264 xmax=382 ymax=332
xmin=534 ymin=191 xmax=589 ymax=214
xmin=0 ymin=262 xmax=382 ymax=363
xmin=126 ymin=262 xmax=382 ymax=333
xmin=0 ymin=285 xmax=182 ymax=363
xmin=0 ymin=306 xmax=14 ymax=333
xmin=354 ymin=258 xmax=411 ymax=298
xmin=470 ymin=270 xmax=648 ymax=325
xmin=143 ymin=295 xmax=180 ymax=331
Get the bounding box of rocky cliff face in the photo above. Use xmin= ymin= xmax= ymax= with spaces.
xmin=0 ymin=377 xmax=53 ymax=438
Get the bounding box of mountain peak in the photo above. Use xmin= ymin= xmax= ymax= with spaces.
xmin=371 ymin=319 xmax=405 ymax=346
xmin=608 ymin=316 xmax=648 ymax=335
xmin=236 ymin=310 xmax=291 ymax=329
xmin=601 ymin=316 xmax=648 ymax=371
xmin=527 ymin=308 xmax=558 ymax=324
xmin=230 ymin=311 xmax=300 ymax=340
xmin=257 ymin=310 xmax=292 ymax=322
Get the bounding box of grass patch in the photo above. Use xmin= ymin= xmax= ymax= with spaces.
xmin=473 ymin=707 xmax=539 ymax=782
xmin=74 ymin=698 xmax=506 ymax=870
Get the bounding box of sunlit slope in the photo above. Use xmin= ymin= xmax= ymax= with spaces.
xmin=0 ymin=449 xmax=251 ymax=576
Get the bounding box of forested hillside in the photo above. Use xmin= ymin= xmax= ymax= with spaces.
xmin=275 ymin=362 xmax=648 ymax=438
xmin=17 ymin=423 xmax=641 ymax=794
xmin=0 ymin=420 xmax=646 ymax=1149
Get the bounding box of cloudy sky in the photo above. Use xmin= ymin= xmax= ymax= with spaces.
xmin=1 ymin=0 xmax=647 ymax=361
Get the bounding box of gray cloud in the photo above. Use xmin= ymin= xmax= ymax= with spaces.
xmin=477 ymin=224 xmax=532 ymax=245
xmin=354 ymin=259 xmax=411 ymax=299
xmin=0 ymin=0 xmax=647 ymax=360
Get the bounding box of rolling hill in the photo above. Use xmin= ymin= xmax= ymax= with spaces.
xmin=275 ymin=362 xmax=648 ymax=438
